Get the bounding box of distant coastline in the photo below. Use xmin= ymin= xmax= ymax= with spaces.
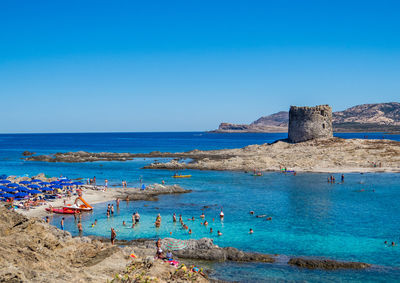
xmin=211 ymin=102 xmax=400 ymax=134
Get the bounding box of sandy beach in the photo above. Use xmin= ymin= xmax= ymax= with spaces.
xmin=17 ymin=183 xmax=190 ymax=219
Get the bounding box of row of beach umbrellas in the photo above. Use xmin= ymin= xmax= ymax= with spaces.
xmin=0 ymin=178 xmax=84 ymax=199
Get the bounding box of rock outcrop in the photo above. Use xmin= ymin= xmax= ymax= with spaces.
xmin=288 ymin=105 xmax=333 ymax=143
xmin=288 ymin=257 xmax=371 ymax=270
xmin=0 ymin=206 xmax=209 ymax=283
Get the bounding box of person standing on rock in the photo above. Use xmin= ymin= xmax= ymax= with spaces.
xmin=111 ymin=228 xmax=117 ymax=245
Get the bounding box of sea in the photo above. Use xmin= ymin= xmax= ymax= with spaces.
xmin=1 ymin=132 xmax=400 ymax=282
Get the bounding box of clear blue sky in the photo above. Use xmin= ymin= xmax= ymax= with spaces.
xmin=1 ymin=0 xmax=399 ymax=133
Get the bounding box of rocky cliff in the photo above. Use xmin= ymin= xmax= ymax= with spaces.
xmin=212 ymin=102 xmax=400 ymax=133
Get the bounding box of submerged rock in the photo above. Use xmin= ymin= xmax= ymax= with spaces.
xmin=288 ymin=257 xmax=371 ymax=270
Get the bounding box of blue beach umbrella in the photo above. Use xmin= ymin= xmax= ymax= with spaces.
xmin=72 ymin=181 xmax=84 ymax=185
xmin=50 ymin=185 xmax=62 ymax=189
xmin=41 ymin=187 xmax=54 ymax=192
xmin=15 ymin=192 xmax=29 ymax=197
xmin=40 ymin=181 xmax=50 ymax=185
xmin=0 ymin=180 xmax=11 ymax=184
xmin=2 ymin=193 xmax=14 ymax=198
xmin=30 ymin=179 xmax=41 ymax=183
xmin=28 ymin=189 xmax=41 ymax=194
xmin=28 ymin=184 xmax=41 ymax=189
xmin=19 ymin=180 xmax=31 ymax=185
xmin=18 ymin=187 xmax=30 ymax=192
xmin=7 ymin=183 xmax=19 ymax=188
xmin=2 ymin=187 xmax=17 ymax=193
xmin=50 ymin=181 xmax=60 ymax=185
xmin=0 ymin=186 xmax=9 ymax=190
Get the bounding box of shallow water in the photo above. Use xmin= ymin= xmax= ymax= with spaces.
xmin=1 ymin=132 xmax=400 ymax=282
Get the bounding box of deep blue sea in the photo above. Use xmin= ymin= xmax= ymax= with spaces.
xmin=1 ymin=132 xmax=400 ymax=282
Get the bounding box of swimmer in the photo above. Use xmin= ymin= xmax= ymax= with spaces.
xmin=188 ymin=216 xmax=195 ymax=221
xmin=217 ymin=230 xmax=222 ymax=236
xmin=250 ymin=211 xmax=254 ymax=215
xmin=173 ymin=213 xmax=176 ymax=222
xmin=220 ymin=210 xmax=224 ymax=219
xmin=266 ymin=217 xmax=272 ymax=221
xmin=200 ymin=212 xmax=205 ymax=219
xmin=122 ymin=221 xmax=126 ymax=226
xmin=392 ymin=242 xmax=396 ymax=246
xmin=94 ymin=219 xmax=97 ymax=226
xmin=210 ymin=228 xmax=213 ymax=233
xmin=131 ymin=222 xmax=135 ymax=228
xmin=188 ymin=229 xmax=192 ymax=234
xmin=249 ymin=228 xmax=253 ymax=234
xmin=204 ymin=220 xmax=208 ymax=226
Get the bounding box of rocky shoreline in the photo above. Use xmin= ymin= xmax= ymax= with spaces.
xmin=0 ymin=206 xmax=374 ymax=282
xmin=23 ymin=138 xmax=400 ymax=173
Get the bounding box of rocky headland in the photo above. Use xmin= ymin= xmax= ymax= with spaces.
xmin=143 ymin=138 xmax=400 ymax=173
xmin=24 ymin=138 xmax=400 ymax=173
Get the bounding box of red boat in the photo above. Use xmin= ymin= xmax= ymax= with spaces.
xmin=46 ymin=207 xmax=80 ymax=214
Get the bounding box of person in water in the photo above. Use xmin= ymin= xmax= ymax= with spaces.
xmin=111 ymin=228 xmax=117 ymax=245
xmin=77 ymin=221 xmax=83 ymax=236
xmin=122 ymin=221 xmax=126 ymax=226
xmin=210 ymin=228 xmax=213 ymax=233
xmin=60 ymin=217 xmax=64 ymax=230
xmin=188 ymin=229 xmax=192 ymax=234
xmin=134 ymin=212 xmax=140 ymax=223
xmin=249 ymin=228 xmax=254 ymax=234
xmin=220 ymin=210 xmax=224 ymax=219
xmin=200 ymin=212 xmax=205 ymax=219
xmin=204 ymin=220 xmax=208 ymax=226
xmin=94 ymin=219 xmax=97 ymax=226
xmin=217 ymin=230 xmax=222 ymax=236
xmin=173 ymin=213 xmax=177 ymax=222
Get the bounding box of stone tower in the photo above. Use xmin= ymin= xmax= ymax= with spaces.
xmin=288 ymin=105 xmax=333 ymax=143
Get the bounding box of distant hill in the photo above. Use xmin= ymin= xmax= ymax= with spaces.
xmin=212 ymin=102 xmax=400 ymax=133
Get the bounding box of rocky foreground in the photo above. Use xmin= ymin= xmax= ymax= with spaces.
xmin=0 ymin=206 xmax=208 ymax=283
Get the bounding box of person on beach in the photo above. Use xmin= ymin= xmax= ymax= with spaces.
xmin=173 ymin=213 xmax=177 ymax=222
xmin=93 ymin=176 xmax=96 ymax=185
xmin=162 ymin=180 xmax=165 ymax=185
xmin=77 ymin=221 xmax=83 ymax=236
xmin=105 ymin=179 xmax=108 ymax=189
xmin=111 ymin=228 xmax=117 ymax=245
xmin=60 ymin=217 xmax=64 ymax=230
xmin=45 ymin=216 xmax=50 ymax=223
xmin=249 ymin=228 xmax=253 ymax=234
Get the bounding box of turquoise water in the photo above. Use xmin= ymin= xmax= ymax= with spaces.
xmin=1 ymin=132 xmax=400 ymax=282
